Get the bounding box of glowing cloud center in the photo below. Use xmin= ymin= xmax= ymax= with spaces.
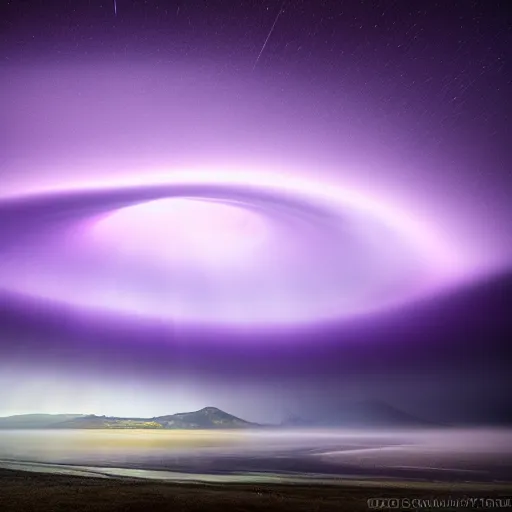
xmin=93 ymin=198 xmax=269 ymax=266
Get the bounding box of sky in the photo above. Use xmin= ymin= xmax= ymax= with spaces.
xmin=0 ymin=0 xmax=510 ymax=425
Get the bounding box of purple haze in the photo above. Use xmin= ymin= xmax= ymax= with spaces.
xmin=0 ymin=1 xmax=510 ymax=424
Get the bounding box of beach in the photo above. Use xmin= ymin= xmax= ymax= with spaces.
xmin=3 ymin=467 xmax=512 ymax=512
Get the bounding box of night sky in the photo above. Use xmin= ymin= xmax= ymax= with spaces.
xmin=0 ymin=0 xmax=510 ymax=425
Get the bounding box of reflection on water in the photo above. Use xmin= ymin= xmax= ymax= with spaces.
xmin=0 ymin=428 xmax=511 ymax=483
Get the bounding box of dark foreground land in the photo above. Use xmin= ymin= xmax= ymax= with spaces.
xmin=1 ymin=469 xmax=511 ymax=512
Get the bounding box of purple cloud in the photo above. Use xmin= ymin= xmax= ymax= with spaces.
xmin=0 ymin=62 xmax=504 ymax=331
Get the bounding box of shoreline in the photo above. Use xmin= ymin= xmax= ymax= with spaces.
xmin=1 ymin=458 xmax=512 ymax=492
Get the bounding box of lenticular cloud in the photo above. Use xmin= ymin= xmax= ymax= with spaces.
xmin=0 ymin=62 xmax=493 ymax=328
xmin=0 ymin=171 xmax=465 ymax=326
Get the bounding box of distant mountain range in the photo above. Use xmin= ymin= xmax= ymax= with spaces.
xmin=281 ymin=400 xmax=436 ymax=428
xmin=0 ymin=402 xmax=434 ymax=430
xmin=0 ymin=407 xmax=257 ymax=430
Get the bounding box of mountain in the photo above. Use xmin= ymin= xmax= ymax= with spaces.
xmin=0 ymin=407 xmax=258 ymax=430
xmin=281 ymin=415 xmax=316 ymax=428
xmin=282 ymin=400 xmax=434 ymax=428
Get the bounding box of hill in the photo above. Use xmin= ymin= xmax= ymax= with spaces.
xmin=154 ymin=406 xmax=256 ymax=429
xmin=0 ymin=414 xmax=84 ymax=429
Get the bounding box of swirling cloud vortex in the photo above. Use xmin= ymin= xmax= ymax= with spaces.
xmin=0 ymin=171 xmax=466 ymax=326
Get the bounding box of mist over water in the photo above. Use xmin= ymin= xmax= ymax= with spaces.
xmin=0 ymin=428 xmax=511 ymax=483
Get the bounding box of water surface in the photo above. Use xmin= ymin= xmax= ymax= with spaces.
xmin=0 ymin=428 xmax=511 ymax=484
